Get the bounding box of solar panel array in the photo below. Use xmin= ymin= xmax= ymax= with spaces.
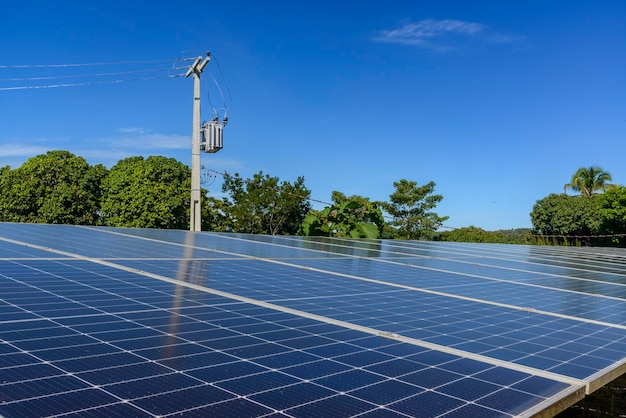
xmin=1 ymin=222 xmax=625 ymax=417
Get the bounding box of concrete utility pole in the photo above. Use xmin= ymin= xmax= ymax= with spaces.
xmin=186 ymin=53 xmax=210 ymax=232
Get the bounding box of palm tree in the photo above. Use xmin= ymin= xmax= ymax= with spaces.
xmin=564 ymin=166 xmax=614 ymax=196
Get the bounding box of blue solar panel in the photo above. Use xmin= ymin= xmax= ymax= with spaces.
xmin=3 ymin=223 xmax=625 ymax=416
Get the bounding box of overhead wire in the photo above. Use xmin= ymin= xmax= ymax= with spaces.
xmin=0 ymin=74 xmax=184 ymax=91
xmin=0 ymin=54 xmax=221 ymax=94
xmin=203 ymin=53 xmax=232 ymax=121
xmin=207 ymin=71 xmax=227 ymax=118
xmin=0 ymin=54 xmax=231 ymax=114
xmin=212 ymin=53 xmax=233 ymax=118
xmin=0 ymin=55 xmax=202 ymax=91
xmin=207 ymin=169 xmax=333 ymax=207
xmin=0 ymin=58 xmax=186 ymax=69
xmin=0 ymin=66 xmax=179 ymax=82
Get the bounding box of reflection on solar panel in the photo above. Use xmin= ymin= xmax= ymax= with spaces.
xmin=1 ymin=223 xmax=625 ymax=417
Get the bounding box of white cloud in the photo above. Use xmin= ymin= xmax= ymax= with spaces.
xmin=0 ymin=144 xmax=50 ymax=157
xmin=76 ymin=149 xmax=139 ymax=167
xmin=0 ymin=129 xmax=245 ymax=170
xmin=117 ymin=127 xmax=148 ymax=134
xmin=373 ymin=19 xmax=510 ymax=50
xmin=77 ymin=128 xmax=192 ymax=166
xmin=110 ymin=132 xmax=190 ymax=150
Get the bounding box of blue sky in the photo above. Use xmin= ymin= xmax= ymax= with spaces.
xmin=2 ymin=1 xmax=625 ymax=231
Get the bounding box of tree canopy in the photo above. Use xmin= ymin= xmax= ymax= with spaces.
xmin=299 ymin=198 xmax=384 ymax=238
xmin=564 ymin=166 xmax=614 ymax=196
xmin=530 ymin=193 xmax=600 ymax=239
xmin=596 ymin=187 xmax=626 ymax=245
xmin=529 ymin=168 xmax=626 ymax=246
xmin=381 ymin=179 xmax=448 ymax=240
xmin=221 ymin=171 xmax=311 ymax=235
xmin=434 ymin=226 xmax=534 ymax=244
xmin=100 ymin=156 xmax=191 ymax=229
xmin=0 ymin=150 xmax=106 ymax=225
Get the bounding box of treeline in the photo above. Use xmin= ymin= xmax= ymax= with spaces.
xmin=434 ymin=196 xmax=626 ymax=248
xmin=436 ymin=166 xmax=626 ymax=247
xmin=0 ymin=150 xmax=448 ymax=239
xmin=4 ymin=152 xmax=625 ymax=246
xmin=434 ymin=227 xmax=536 ymax=244
xmin=530 ymin=191 xmax=626 ymax=246
xmin=528 ymin=166 xmax=626 ymax=247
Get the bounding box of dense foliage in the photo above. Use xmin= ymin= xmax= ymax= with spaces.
xmin=100 ymin=156 xmax=191 ymax=229
xmin=221 ymin=171 xmax=311 ymax=235
xmin=299 ymin=198 xmax=384 ymax=238
xmin=202 ymin=195 xmax=233 ymax=232
xmin=381 ymin=179 xmax=449 ymax=240
xmin=0 ymin=151 xmax=106 ymax=225
xmin=530 ymin=188 xmax=626 ymax=246
xmin=527 ymin=166 xmax=626 ymax=246
xmin=434 ymin=227 xmax=534 ymax=244
xmin=530 ymin=194 xmax=600 ymax=238
xmin=597 ymin=187 xmax=626 ymax=243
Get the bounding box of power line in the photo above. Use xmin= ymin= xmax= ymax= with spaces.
xmin=0 ymin=58 xmax=185 ymax=69
xmin=0 ymin=66 xmax=177 ymax=82
xmin=0 ymin=55 xmax=201 ymax=91
xmin=0 ymin=74 xmax=183 ymax=91
xmin=211 ymin=53 xmax=232 ymax=118
xmin=207 ymin=169 xmax=333 ymax=207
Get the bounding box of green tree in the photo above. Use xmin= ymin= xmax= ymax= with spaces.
xmin=0 ymin=150 xmax=106 ymax=225
xmin=564 ymin=166 xmax=614 ymax=196
xmin=299 ymin=198 xmax=384 ymax=238
xmin=100 ymin=156 xmax=191 ymax=229
xmin=530 ymin=193 xmax=600 ymax=243
xmin=330 ymin=191 xmax=382 ymax=207
xmin=597 ymin=186 xmax=626 ymax=245
xmin=381 ymin=179 xmax=448 ymax=240
xmin=434 ymin=226 xmax=534 ymax=244
xmin=221 ymin=171 xmax=311 ymax=235
xmin=202 ymin=196 xmax=233 ymax=232
xmin=0 ymin=165 xmax=13 ymax=221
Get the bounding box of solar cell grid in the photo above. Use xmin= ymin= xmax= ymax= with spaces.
xmin=155 ymin=278 xmax=619 ymax=381
xmin=114 ymin=249 xmax=626 ymax=329
xmin=2 ymin=223 xmax=624 ymax=416
xmin=270 ymin=233 xmax=626 ymax=278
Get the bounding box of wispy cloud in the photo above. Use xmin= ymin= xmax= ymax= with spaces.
xmin=373 ymin=19 xmax=513 ymax=51
xmin=0 ymin=144 xmax=50 ymax=158
xmin=117 ymin=127 xmax=148 ymax=134
xmin=111 ymin=129 xmax=189 ymax=150
xmin=0 ymin=129 xmax=188 ymax=168
xmin=0 ymin=128 xmax=244 ymax=170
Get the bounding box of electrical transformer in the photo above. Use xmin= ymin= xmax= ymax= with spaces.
xmin=201 ymin=119 xmax=224 ymax=153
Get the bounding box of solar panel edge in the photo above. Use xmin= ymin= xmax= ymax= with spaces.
xmin=516 ymin=384 xmax=585 ymax=418
xmin=586 ymin=358 xmax=626 ymax=394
